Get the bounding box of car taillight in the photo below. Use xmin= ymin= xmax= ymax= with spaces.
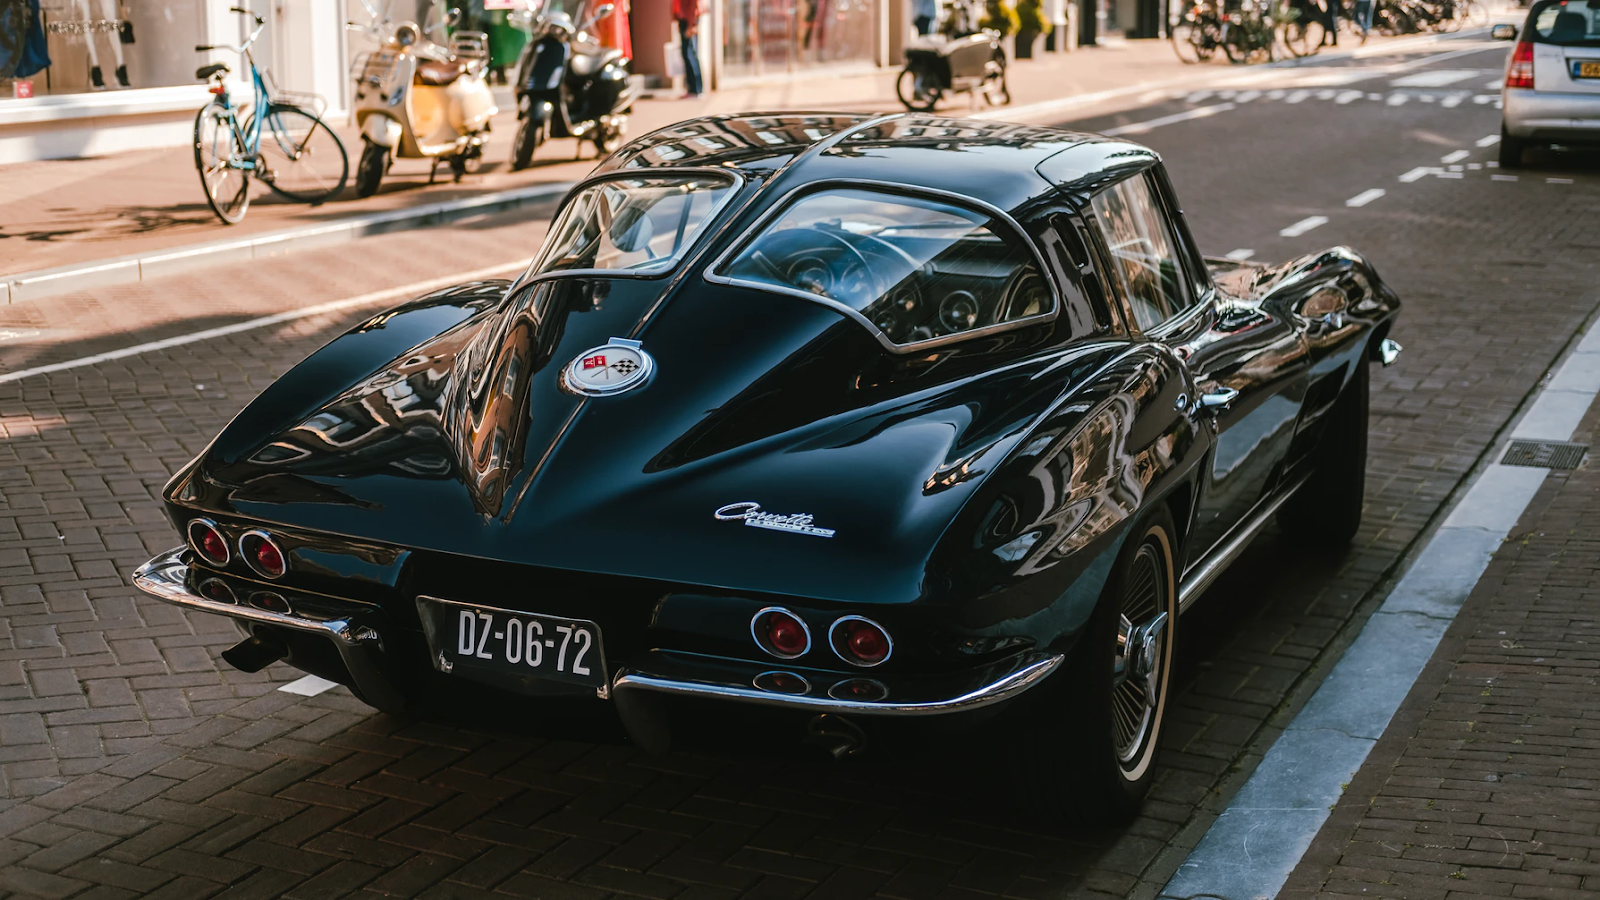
xmin=830 ymin=617 xmax=893 ymax=667
xmin=752 ymin=608 xmax=811 ymax=659
xmin=239 ymin=530 xmax=287 ymax=579
xmin=1506 ymin=41 xmax=1534 ymax=89
xmin=197 ymin=579 xmax=237 ymax=604
xmin=187 ymin=519 xmax=230 ymax=566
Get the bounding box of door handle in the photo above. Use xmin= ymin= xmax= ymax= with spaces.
xmin=1199 ymin=387 xmax=1239 ymax=412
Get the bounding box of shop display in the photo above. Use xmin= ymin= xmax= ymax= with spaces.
xmin=0 ymin=0 xmax=53 ymax=81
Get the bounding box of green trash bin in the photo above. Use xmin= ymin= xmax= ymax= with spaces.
xmin=488 ymin=11 xmax=529 ymax=84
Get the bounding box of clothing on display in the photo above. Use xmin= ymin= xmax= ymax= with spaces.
xmin=1 ymin=0 xmax=53 ymax=79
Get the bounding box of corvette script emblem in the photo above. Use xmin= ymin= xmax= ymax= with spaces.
xmin=714 ymin=502 xmax=836 ymax=538
xmin=562 ymin=338 xmax=654 ymax=396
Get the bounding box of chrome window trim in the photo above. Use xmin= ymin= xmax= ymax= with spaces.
xmin=828 ymin=614 xmax=894 ymax=668
xmin=702 ymin=178 xmax=1062 ymax=355
xmin=515 ymin=167 xmax=748 ymax=289
xmin=187 ymin=518 xmax=230 ymax=567
xmin=750 ymin=607 xmax=812 ymax=660
xmin=238 ymin=529 xmax=287 ymax=580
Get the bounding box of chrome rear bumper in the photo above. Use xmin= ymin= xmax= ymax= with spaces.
xmin=134 ymin=546 xmax=1062 ymax=729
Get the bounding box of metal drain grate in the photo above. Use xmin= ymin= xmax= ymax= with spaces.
xmin=1502 ymin=439 xmax=1588 ymax=470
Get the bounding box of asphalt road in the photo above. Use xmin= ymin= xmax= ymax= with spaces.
xmin=1 ymin=35 xmax=1598 ymax=900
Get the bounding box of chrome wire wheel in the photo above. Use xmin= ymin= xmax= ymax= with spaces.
xmin=1109 ymin=534 xmax=1174 ymax=779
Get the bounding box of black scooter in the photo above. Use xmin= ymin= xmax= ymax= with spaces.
xmin=897 ymin=2 xmax=1010 ymax=112
xmin=510 ymin=2 xmax=640 ymax=169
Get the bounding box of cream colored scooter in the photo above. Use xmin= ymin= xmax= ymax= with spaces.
xmin=349 ymin=4 xmax=499 ymax=197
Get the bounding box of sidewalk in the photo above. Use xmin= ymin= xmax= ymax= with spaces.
xmin=0 ymin=30 xmax=1453 ymax=286
xmin=1282 ymin=396 xmax=1600 ymax=898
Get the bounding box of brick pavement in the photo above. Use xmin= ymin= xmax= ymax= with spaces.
xmin=0 ymin=65 xmax=1596 ymax=900
xmin=1280 ymin=384 xmax=1600 ymax=900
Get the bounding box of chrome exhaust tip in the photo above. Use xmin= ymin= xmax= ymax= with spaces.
xmin=806 ymin=713 xmax=867 ymax=760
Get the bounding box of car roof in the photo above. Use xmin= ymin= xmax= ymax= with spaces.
xmin=597 ymin=112 xmax=1161 ymax=214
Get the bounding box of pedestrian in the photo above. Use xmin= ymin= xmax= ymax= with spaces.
xmin=913 ymin=0 xmax=938 ymax=35
xmin=673 ymin=0 xmax=705 ymax=98
xmin=1354 ymin=0 xmax=1373 ymax=35
xmin=1323 ymin=0 xmax=1340 ymax=45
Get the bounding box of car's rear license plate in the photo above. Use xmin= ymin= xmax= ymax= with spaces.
xmin=1575 ymin=60 xmax=1600 ymax=79
xmin=417 ymin=597 xmax=608 ymax=691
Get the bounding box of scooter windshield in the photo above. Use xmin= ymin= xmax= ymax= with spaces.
xmin=527 ymin=173 xmax=737 ymax=281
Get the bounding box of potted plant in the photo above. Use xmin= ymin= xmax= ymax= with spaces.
xmin=1015 ymin=0 xmax=1048 ymax=57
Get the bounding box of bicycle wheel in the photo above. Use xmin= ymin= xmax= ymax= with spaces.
xmin=1172 ymin=22 xmax=1204 ymax=62
xmin=194 ymin=102 xmax=250 ymax=225
xmin=254 ymin=105 xmax=349 ymax=204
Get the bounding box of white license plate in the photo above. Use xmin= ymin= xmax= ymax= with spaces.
xmin=418 ymin=597 xmax=607 ymax=691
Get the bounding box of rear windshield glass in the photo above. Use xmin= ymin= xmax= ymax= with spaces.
xmin=528 ymin=173 xmax=736 ymax=279
xmin=717 ymin=188 xmax=1054 ymax=348
xmin=1527 ymin=0 xmax=1600 ymax=45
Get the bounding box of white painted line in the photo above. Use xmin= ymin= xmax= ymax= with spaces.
xmin=1437 ymin=171 xmax=1465 ymax=179
xmin=1467 ymin=163 xmax=1482 ymax=170
xmin=1476 ymin=133 xmax=1501 ymax=147
xmin=1398 ymin=166 xmax=1433 ymax=183
xmin=0 ymin=261 xmax=525 ymax=385
xmin=1492 ymin=173 xmax=1517 ymax=181
xmin=1486 ymin=160 xmax=1500 ymax=168
xmin=1386 ymin=93 xmax=1410 ymax=106
xmin=1224 ymin=248 xmax=1256 ymax=260
xmin=1336 ymin=89 xmax=1364 ymax=104
xmin=1345 ymin=189 xmax=1386 ymax=207
xmin=1391 ymin=68 xmax=1483 ymax=87
xmin=1367 ymin=92 xmax=1384 ymax=100
xmin=279 ymin=675 xmax=340 ymax=697
xmin=1286 ymin=89 xmax=1311 ymax=104
xmin=1186 ymin=90 xmax=1215 ymax=103
xmin=1163 ymin=303 xmax=1600 ymax=900
xmin=1279 ymin=216 xmax=1329 ymax=238
xmin=1102 ymin=103 xmax=1237 ymax=136
xmin=1441 ymin=94 xmax=1463 ymax=108
xmin=1548 ymin=177 xmax=1574 ymax=184
xmin=1235 ymin=90 xmax=1262 ymax=103
xmin=1441 ymin=149 xmax=1470 ymax=163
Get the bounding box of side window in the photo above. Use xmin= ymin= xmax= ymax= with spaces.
xmin=1090 ymin=172 xmax=1196 ymax=332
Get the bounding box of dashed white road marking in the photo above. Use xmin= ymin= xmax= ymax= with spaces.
xmin=1103 ymin=103 xmax=1237 ymax=136
xmin=1346 ymin=189 xmax=1387 ymax=207
xmin=279 ymin=675 xmax=340 ymax=697
xmin=1492 ymin=174 xmax=1519 ymax=181
xmin=1438 ymin=171 xmax=1465 ymax=179
xmin=1398 ymin=166 xmax=1433 ymax=183
xmin=1386 ymin=94 xmax=1409 ymax=106
xmin=1391 ymin=68 xmax=1485 ymax=87
xmin=1337 ymin=89 xmax=1364 ymax=104
xmin=1548 ymin=177 xmax=1575 ymax=184
xmin=1441 ymin=94 xmax=1463 ymax=108
xmin=1225 ymin=248 xmax=1256 ymax=261
xmin=1367 ymin=92 xmax=1384 ymax=100
xmin=1476 ymin=134 xmax=1501 ymax=147
xmin=1441 ymin=149 xmax=1471 ymax=163
xmin=1235 ymin=90 xmax=1262 ymax=102
xmin=1286 ymin=89 xmax=1311 ymax=104
xmin=1280 ymin=216 xmax=1329 ymax=238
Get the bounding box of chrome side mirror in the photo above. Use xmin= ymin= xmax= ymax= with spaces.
xmin=1490 ymin=23 xmax=1517 ymax=40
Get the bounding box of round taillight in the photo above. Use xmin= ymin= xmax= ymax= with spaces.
xmin=753 ymin=671 xmax=811 ymax=695
xmin=828 ymin=678 xmax=888 ymax=701
xmin=830 ymin=616 xmax=892 ymax=667
xmin=188 ymin=519 xmax=230 ymax=566
xmin=751 ymin=608 xmax=811 ymax=660
xmin=239 ymin=530 xmax=287 ymax=579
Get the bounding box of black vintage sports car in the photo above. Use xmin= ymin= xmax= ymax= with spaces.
xmin=134 ymin=113 xmax=1400 ymax=823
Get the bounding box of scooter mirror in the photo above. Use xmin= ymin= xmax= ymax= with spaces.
xmin=610 ymin=208 xmax=655 ymax=255
xmin=446 ymin=6 xmax=463 ymax=27
xmin=580 ymin=2 xmax=614 ymax=30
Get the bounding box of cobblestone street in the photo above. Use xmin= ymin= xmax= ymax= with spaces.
xmin=1 ymin=33 xmax=1599 ymax=900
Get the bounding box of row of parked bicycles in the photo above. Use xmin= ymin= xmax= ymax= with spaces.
xmin=1171 ymin=0 xmax=1489 ymax=64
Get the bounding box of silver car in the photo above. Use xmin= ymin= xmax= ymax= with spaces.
xmin=1495 ymin=0 xmax=1600 ymax=167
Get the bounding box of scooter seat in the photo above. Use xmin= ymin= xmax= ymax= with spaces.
xmin=568 ymin=48 xmax=623 ymax=78
xmin=415 ymin=59 xmax=467 ymax=87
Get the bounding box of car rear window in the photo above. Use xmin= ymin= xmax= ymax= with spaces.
xmin=527 ymin=173 xmax=736 ymax=280
xmin=1526 ymin=0 xmax=1600 ymax=45
xmin=714 ymin=188 xmax=1055 ymax=350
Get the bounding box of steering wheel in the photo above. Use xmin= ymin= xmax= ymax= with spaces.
xmin=742 ymin=227 xmax=879 ymax=309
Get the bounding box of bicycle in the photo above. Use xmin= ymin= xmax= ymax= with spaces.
xmin=1171 ymin=0 xmax=1227 ymax=63
xmin=192 ymin=7 xmax=349 ymax=224
xmin=1221 ymin=0 xmax=1280 ymax=64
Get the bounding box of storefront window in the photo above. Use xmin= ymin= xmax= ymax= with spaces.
xmin=1 ymin=0 xmax=205 ymax=98
xmin=723 ymin=0 xmax=875 ymax=80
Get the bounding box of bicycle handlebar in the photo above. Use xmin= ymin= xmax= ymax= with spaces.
xmin=195 ymin=8 xmax=265 ymax=55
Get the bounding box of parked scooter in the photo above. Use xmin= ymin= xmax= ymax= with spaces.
xmin=897 ymin=0 xmax=1009 ymax=111
xmin=508 ymin=0 xmax=640 ymax=169
xmin=349 ymin=1 xmax=498 ymax=197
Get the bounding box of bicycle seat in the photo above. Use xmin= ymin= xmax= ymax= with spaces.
xmin=415 ymin=59 xmax=466 ymax=86
xmin=195 ymin=62 xmax=230 ymax=80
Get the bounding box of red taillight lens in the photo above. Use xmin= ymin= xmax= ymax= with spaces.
xmin=1506 ymin=41 xmax=1534 ymax=89
xmin=240 ymin=531 xmax=286 ymax=579
xmin=752 ymin=609 xmax=810 ymax=659
xmin=197 ymin=579 xmax=237 ymax=604
xmin=831 ymin=617 xmax=892 ymax=667
xmin=188 ymin=519 xmax=229 ymax=566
